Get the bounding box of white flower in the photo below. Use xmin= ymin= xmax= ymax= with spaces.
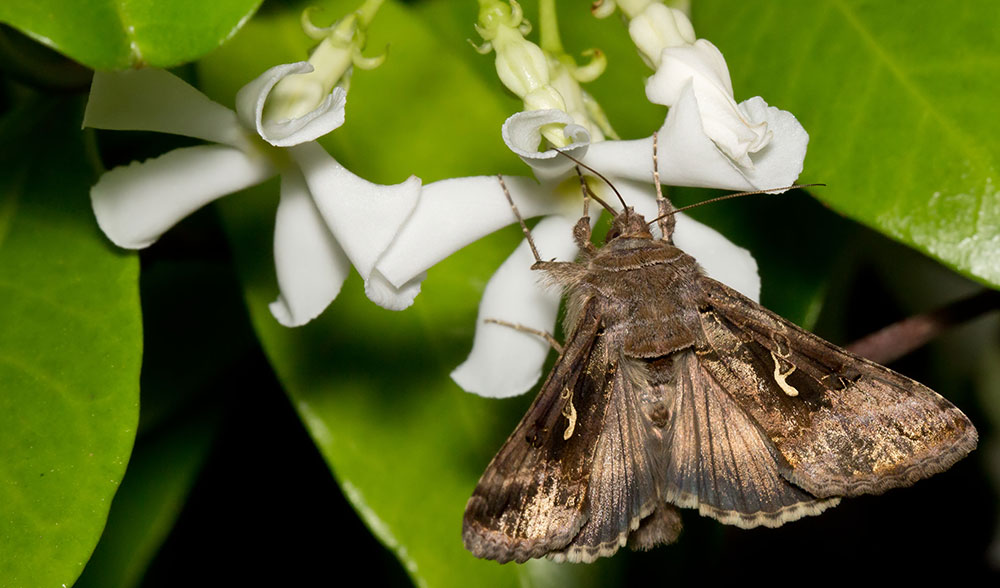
xmin=376 ymin=100 xmax=789 ymax=398
xmin=85 ymin=64 xmax=421 ymax=326
xmin=625 ymin=2 xmax=806 ymax=179
xmin=385 ymin=0 xmax=807 ymax=398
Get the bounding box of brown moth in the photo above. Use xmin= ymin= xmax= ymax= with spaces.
xmin=461 ymin=171 xmax=978 ymax=564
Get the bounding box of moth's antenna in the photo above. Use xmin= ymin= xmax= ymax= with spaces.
xmin=554 ymin=148 xmax=629 ymax=210
xmin=646 ymin=184 xmax=826 ymax=227
xmin=497 ymin=174 xmax=543 ymax=264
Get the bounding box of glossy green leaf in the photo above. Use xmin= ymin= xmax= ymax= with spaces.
xmin=697 ymin=0 xmax=1000 ymax=288
xmin=74 ymin=409 xmax=217 ymax=588
xmin=75 ymin=254 xmax=248 ymax=588
xmin=0 ymin=98 xmax=141 ymax=586
xmin=0 ymin=0 xmax=262 ymax=69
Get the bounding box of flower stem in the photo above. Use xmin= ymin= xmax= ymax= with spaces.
xmin=537 ymin=0 xmax=564 ymax=54
xmin=355 ymin=0 xmax=385 ymax=25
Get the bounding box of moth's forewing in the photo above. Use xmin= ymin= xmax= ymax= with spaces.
xmin=696 ymin=277 xmax=979 ymax=499
xmin=462 ymin=301 xmax=605 ymax=563
xmin=463 ymin=296 xmax=676 ymax=563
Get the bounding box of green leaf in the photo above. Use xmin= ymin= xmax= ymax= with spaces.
xmin=0 ymin=97 xmax=141 ymax=586
xmin=75 ymin=253 xmax=250 ymax=588
xmin=73 ymin=409 xmax=218 ymax=588
xmin=0 ymin=0 xmax=262 ymax=69
xmin=697 ymin=0 xmax=1000 ymax=288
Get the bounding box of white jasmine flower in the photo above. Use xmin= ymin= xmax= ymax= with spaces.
xmin=377 ymin=107 xmax=775 ymax=398
xmin=621 ymin=2 xmax=806 ymax=181
xmin=376 ymin=0 xmax=806 ymax=397
xmin=86 ymin=65 xmax=421 ymax=326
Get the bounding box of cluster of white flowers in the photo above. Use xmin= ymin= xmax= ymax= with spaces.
xmin=87 ymin=0 xmax=808 ymax=400
xmin=86 ymin=2 xmax=421 ymax=328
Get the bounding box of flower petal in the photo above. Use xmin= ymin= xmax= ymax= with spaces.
xmin=502 ymin=110 xmax=591 ymax=183
xmin=623 ymin=180 xmax=761 ymax=301
xmin=737 ymin=96 xmax=809 ymax=189
xmin=648 ymin=40 xmax=772 ymax=168
xmin=288 ymin=143 xmax=422 ymax=309
xmin=375 ymin=175 xmax=565 ymax=290
xmin=587 ymin=83 xmax=804 ymax=192
xmin=84 ymin=69 xmax=248 ymax=149
xmin=451 ymin=215 xmax=580 ymax=398
xmin=269 ymin=170 xmax=352 ymax=327
xmin=645 ymin=39 xmax=735 ymax=108
xmin=91 ymin=144 xmax=274 ymax=249
xmin=673 ymin=213 xmax=760 ymax=301
xmin=235 ymin=62 xmax=347 ymax=147
xmin=365 ymin=269 xmax=425 ymax=312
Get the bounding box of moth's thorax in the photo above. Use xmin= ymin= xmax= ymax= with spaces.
xmin=570 ymin=236 xmax=705 ymax=357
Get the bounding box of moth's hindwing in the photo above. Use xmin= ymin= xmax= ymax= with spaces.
xmin=548 ymin=354 xmax=671 ymax=562
xmin=697 ymin=277 xmax=979 ymax=499
xmin=660 ymin=350 xmax=840 ymax=527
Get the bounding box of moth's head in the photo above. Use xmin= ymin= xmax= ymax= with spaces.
xmin=605 ymin=208 xmax=652 ymax=243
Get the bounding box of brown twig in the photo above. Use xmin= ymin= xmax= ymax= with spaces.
xmin=845 ymin=289 xmax=1000 ymax=364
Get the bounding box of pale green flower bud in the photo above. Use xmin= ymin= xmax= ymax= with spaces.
xmin=628 ymin=2 xmax=696 ymax=68
xmin=264 ymin=0 xmax=386 ymax=123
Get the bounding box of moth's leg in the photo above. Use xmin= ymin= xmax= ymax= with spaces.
xmin=484 ymin=318 xmax=563 ymax=354
xmin=571 ymin=167 xmax=599 ymax=256
xmin=497 ymin=174 xmax=543 ymax=264
xmin=652 ymin=131 xmax=676 ymax=241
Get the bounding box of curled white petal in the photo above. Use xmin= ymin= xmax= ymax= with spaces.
xmin=269 ymin=171 xmax=352 ymax=327
xmin=375 ymin=175 xmax=565 ymax=289
xmin=289 ymin=143 xmax=422 ymax=309
xmin=502 ymin=110 xmax=591 ymax=183
xmin=452 ymin=215 xmax=580 ymax=398
xmin=588 ymin=83 xmax=805 ymax=191
xmin=647 ymin=40 xmax=770 ymax=167
xmin=365 ymin=269 xmax=425 ymax=311
xmin=646 ymin=40 xmax=734 ymax=107
xmin=624 ymin=181 xmax=760 ymax=301
xmin=736 ymin=96 xmax=809 ymax=189
xmin=84 ymin=69 xmax=248 ymax=149
xmin=91 ymin=144 xmax=274 ymax=249
xmin=235 ymin=62 xmax=347 ymax=147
